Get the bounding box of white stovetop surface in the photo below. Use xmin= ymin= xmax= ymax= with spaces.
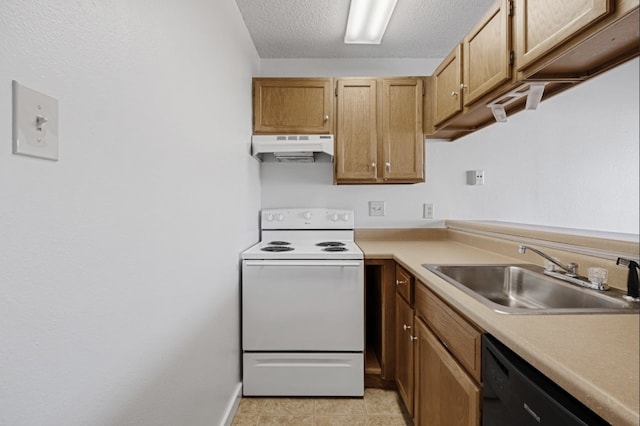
xmin=242 ymin=230 xmax=363 ymax=260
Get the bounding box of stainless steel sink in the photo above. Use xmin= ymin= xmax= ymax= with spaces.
xmin=423 ymin=264 xmax=640 ymax=314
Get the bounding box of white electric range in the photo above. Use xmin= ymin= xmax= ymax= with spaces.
xmin=241 ymin=208 xmax=364 ymax=397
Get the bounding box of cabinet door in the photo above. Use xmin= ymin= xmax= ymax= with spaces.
xmin=463 ymin=0 xmax=512 ymax=106
xmin=515 ymin=0 xmax=612 ymax=71
xmin=433 ymin=44 xmax=463 ymax=126
xmin=414 ymin=319 xmax=480 ymax=426
xmin=253 ymin=78 xmax=333 ymax=134
xmin=395 ymin=293 xmax=415 ymax=416
xmin=381 ymin=78 xmax=424 ymax=182
xmin=415 ymin=284 xmax=482 ymax=382
xmin=335 ymin=79 xmax=378 ymax=182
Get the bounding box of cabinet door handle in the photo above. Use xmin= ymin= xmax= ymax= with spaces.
xmin=385 ymin=162 xmax=391 ymax=171
xmin=403 ymin=324 xmax=411 ymax=331
xmin=410 ymin=336 xmax=418 ymax=342
xmin=451 ymin=91 xmax=459 ymax=97
xmin=396 ymin=279 xmax=407 ymax=286
xmin=371 ymin=162 xmax=377 ymax=169
xmin=324 ymin=114 xmax=329 ymax=121
xmin=460 ymin=84 xmax=467 ymax=90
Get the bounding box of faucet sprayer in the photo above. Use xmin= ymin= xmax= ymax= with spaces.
xmin=616 ymin=258 xmax=640 ymax=302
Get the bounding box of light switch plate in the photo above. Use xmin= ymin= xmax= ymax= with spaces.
xmin=12 ymin=81 xmax=59 ymax=161
xmin=368 ymin=201 xmax=385 ymax=216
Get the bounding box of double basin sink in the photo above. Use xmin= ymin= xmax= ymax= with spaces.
xmin=423 ymin=264 xmax=639 ymax=314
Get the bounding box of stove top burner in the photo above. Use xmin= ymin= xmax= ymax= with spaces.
xmin=316 ymin=241 xmax=346 ymax=247
xmin=261 ymin=246 xmax=295 ymax=252
xmin=267 ymin=241 xmax=291 ymax=246
xmin=322 ymin=246 xmax=348 ymax=252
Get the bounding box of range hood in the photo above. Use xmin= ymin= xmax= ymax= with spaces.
xmin=251 ymin=134 xmax=334 ymax=163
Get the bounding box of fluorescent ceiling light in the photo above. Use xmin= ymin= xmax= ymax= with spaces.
xmin=344 ymin=0 xmax=398 ymax=44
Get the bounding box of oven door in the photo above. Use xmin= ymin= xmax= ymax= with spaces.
xmin=242 ymin=259 xmax=364 ymax=352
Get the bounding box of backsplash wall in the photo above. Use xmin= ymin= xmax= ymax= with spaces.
xmin=258 ymin=58 xmax=639 ymax=235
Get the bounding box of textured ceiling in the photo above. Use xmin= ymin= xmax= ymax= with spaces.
xmin=234 ymin=0 xmax=496 ymax=58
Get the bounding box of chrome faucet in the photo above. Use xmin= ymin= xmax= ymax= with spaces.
xmin=518 ymin=245 xmax=608 ymax=291
xmin=518 ymin=245 xmax=578 ymax=277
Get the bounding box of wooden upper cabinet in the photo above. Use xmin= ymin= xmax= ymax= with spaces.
xmin=253 ymin=78 xmax=334 ymax=134
xmin=432 ymin=45 xmax=463 ymax=126
xmin=381 ymin=78 xmax=424 ymax=182
xmin=335 ymin=78 xmax=378 ymax=181
xmin=335 ymin=77 xmax=425 ymax=184
xmin=463 ymin=0 xmax=512 ymax=106
xmin=425 ymin=0 xmax=638 ymax=141
xmin=432 ymin=0 xmax=512 ymax=128
xmin=515 ymin=0 xmax=612 ymax=72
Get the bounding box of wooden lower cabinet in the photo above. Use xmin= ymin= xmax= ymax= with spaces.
xmin=414 ymin=318 xmax=481 ymax=426
xmin=390 ymin=268 xmax=482 ymax=424
xmin=395 ymin=292 xmax=415 ymax=416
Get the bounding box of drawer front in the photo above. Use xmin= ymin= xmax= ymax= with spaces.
xmin=243 ymin=352 xmax=364 ymax=396
xmin=395 ymin=263 xmax=414 ymax=303
xmin=415 ymin=283 xmax=482 ymax=382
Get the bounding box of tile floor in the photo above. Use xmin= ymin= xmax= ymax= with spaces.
xmin=231 ymin=388 xmax=412 ymax=425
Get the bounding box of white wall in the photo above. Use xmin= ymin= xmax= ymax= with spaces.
xmin=259 ymin=58 xmax=640 ymax=235
xmin=0 ymin=1 xmax=259 ymax=425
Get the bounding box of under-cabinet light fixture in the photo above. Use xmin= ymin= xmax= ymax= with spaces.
xmin=487 ymin=82 xmax=549 ymax=123
xmin=344 ymin=0 xmax=398 ymax=44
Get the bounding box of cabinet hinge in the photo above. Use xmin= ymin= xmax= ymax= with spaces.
xmin=509 ymin=50 xmax=514 ymax=65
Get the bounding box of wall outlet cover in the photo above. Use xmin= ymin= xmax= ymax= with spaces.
xmin=423 ymin=203 xmax=434 ymax=219
xmin=466 ymin=170 xmax=485 ymax=185
xmin=12 ymin=81 xmax=59 ymax=161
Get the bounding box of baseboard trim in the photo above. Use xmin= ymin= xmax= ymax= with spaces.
xmin=221 ymin=383 xmax=242 ymax=426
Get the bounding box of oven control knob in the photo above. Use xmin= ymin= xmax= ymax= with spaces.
xmin=276 ymin=213 xmax=285 ymax=222
xmin=303 ymin=211 xmax=312 ymax=220
xmin=265 ymin=213 xmax=274 ymax=222
xmin=331 ymin=213 xmax=339 ymax=222
xmin=341 ymin=213 xmax=350 ymax=221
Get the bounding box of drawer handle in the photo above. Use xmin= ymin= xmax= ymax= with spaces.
xmin=396 ymin=279 xmax=407 ymax=286
xmin=403 ymin=324 xmax=411 ymax=331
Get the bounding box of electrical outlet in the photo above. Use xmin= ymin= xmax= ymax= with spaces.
xmin=466 ymin=170 xmax=485 ymax=185
xmin=369 ymin=201 xmax=385 ymax=216
xmin=423 ymin=203 xmax=434 ymax=219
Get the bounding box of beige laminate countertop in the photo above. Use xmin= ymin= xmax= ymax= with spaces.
xmin=357 ymin=239 xmax=640 ymax=426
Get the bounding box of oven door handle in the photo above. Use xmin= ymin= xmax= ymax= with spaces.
xmin=243 ymin=260 xmax=362 ymax=267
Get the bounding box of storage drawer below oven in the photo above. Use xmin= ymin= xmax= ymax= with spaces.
xmin=243 ymin=352 xmax=364 ymax=397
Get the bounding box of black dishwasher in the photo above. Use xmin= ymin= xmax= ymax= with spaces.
xmin=482 ymin=334 xmax=610 ymax=425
